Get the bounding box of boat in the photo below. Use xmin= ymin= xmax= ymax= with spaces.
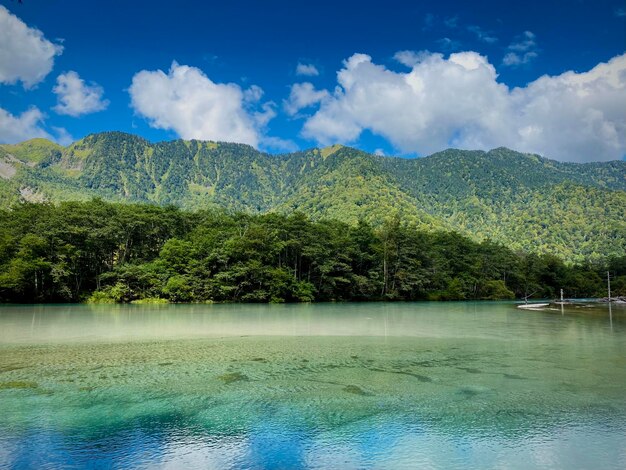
xmin=517 ymin=303 xmax=550 ymax=309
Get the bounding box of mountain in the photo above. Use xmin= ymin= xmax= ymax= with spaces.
xmin=1 ymin=131 xmax=625 ymax=263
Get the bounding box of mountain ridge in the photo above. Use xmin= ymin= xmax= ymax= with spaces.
xmin=1 ymin=131 xmax=625 ymax=262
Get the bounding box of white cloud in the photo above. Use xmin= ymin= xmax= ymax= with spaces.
xmin=260 ymin=136 xmax=299 ymax=153
xmin=503 ymin=51 xmax=538 ymax=66
xmin=0 ymin=105 xmax=70 ymax=145
xmin=393 ymin=50 xmax=431 ymax=67
xmin=615 ymin=7 xmax=625 ymax=17
xmin=52 ymin=71 xmax=109 ymax=117
xmin=129 ymin=62 xmax=275 ymax=147
xmin=283 ymin=82 xmax=329 ymax=116
xmin=0 ymin=106 xmax=50 ymax=143
xmin=51 ymin=126 xmax=74 ymax=146
xmin=243 ymin=84 xmax=264 ymax=103
xmin=296 ymin=63 xmax=319 ymax=77
xmin=503 ymin=31 xmax=539 ymax=67
xmin=0 ymin=5 xmax=63 ymax=88
xmin=299 ymin=51 xmax=626 ymax=162
xmin=253 ymin=101 xmax=277 ymax=128
xmin=508 ymin=31 xmax=536 ymax=52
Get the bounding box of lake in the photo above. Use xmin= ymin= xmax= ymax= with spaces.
xmin=0 ymin=302 xmax=624 ymax=469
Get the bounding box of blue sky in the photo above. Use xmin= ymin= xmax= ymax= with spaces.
xmin=0 ymin=0 xmax=624 ymax=162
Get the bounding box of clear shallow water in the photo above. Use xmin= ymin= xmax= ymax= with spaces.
xmin=0 ymin=302 xmax=624 ymax=469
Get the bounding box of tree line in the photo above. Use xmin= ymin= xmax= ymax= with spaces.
xmin=0 ymin=200 xmax=623 ymax=303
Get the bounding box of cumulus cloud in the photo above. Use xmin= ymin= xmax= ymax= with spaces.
xmin=0 ymin=5 xmax=63 ymax=88
xmin=393 ymin=50 xmax=431 ymax=68
xmin=0 ymin=106 xmax=50 ymax=143
xmin=52 ymin=71 xmax=109 ymax=116
xmin=503 ymin=51 xmax=538 ymax=66
xmin=508 ymin=30 xmax=536 ymax=52
xmin=299 ymin=51 xmax=626 ymax=162
xmin=129 ymin=62 xmax=276 ymax=147
xmin=253 ymin=102 xmax=277 ymax=128
xmin=283 ymin=82 xmax=329 ymax=116
xmin=296 ymin=63 xmax=319 ymax=77
xmin=243 ymin=84 xmax=264 ymax=103
xmin=0 ymin=105 xmax=70 ymax=144
xmin=503 ymin=31 xmax=539 ymax=67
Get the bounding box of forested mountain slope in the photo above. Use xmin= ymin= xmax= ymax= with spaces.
xmin=1 ymin=131 xmax=624 ymax=262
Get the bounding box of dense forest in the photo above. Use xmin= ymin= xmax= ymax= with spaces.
xmin=0 ymin=200 xmax=623 ymax=304
xmin=1 ymin=132 xmax=625 ymax=264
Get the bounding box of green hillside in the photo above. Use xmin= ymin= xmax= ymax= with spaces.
xmin=1 ymin=131 xmax=624 ymax=263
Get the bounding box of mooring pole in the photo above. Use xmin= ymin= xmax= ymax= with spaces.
xmin=607 ymin=271 xmax=611 ymax=302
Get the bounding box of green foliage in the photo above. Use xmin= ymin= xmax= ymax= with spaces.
xmin=87 ymin=289 xmax=118 ymax=304
xmin=1 ymin=132 xmax=624 ymax=263
xmin=481 ymin=280 xmax=515 ymax=300
xmin=0 ymin=200 xmax=621 ymax=304
xmin=163 ymin=275 xmax=194 ymax=302
xmin=130 ymin=297 xmax=168 ymax=304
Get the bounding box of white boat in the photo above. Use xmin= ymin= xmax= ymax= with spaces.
xmin=517 ymin=303 xmax=550 ymax=309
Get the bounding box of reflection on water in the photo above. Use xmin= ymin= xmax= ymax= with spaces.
xmin=0 ymin=302 xmax=625 ymax=469
xmin=1 ymin=301 xmax=623 ymax=344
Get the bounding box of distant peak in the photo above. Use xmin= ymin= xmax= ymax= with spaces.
xmin=95 ymin=131 xmax=149 ymax=140
xmin=320 ymin=144 xmax=345 ymax=159
xmin=3 ymin=137 xmax=61 ymax=149
xmin=489 ymin=146 xmax=516 ymax=153
xmin=23 ymin=137 xmax=59 ymax=146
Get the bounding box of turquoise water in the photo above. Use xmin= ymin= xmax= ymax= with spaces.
xmin=0 ymin=302 xmax=624 ymax=469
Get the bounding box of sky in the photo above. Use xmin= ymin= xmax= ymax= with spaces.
xmin=0 ymin=0 xmax=625 ymax=162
